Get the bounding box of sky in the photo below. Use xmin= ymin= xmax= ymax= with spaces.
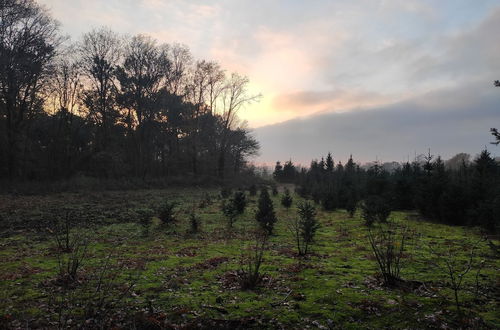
xmin=39 ymin=0 xmax=500 ymax=164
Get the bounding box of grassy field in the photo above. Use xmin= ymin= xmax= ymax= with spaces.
xmin=0 ymin=187 xmax=498 ymax=329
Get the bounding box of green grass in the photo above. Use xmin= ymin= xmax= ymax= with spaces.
xmin=0 ymin=188 xmax=498 ymax=328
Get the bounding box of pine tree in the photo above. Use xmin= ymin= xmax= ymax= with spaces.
xmin=282 ymin=160 xmax=297 ymax=182
xmin=232 ymin=190 xmax=247 ymax=214
xmin=321 ymin=186 xmax=337 ymax=211
xmin=345 ymin=189 xmax=357 ymax=217
xmin=273 ymin=161 xmax=284 ymax=182
xmin=296 ymin=202 xmax=319 ymax=255
xmin=255 ymin=187 xmax=277 ymax=234
xmin=319 ymin=157 xmax=326 ymax=173
xmin=325 ymin=153 xmax=334 ymax=173
xmin=281 ymin=187 xmax=293 ymax=209
xmin=361 ymin=196 xmax=391 ymax=226
xmin=222 ymin=200 xmax=238 ymax=228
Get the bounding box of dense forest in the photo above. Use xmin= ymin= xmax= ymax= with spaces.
xmin=0 ymin=0 xmax=260 ymax=182
xmin=274 ymin=147 xmax=500 ymax=232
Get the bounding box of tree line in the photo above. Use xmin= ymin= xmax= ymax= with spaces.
xmin=0 ymin=0 xmax=260 ymax=182
xmin=274 ymin=149 xmax=500 ymax=232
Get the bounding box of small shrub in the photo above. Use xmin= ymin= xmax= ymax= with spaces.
xmin=220 ymin=187 xmax=232 ymax=199
xmin=367 ymin=221 xmax=412 ymax=286
xmin=135 ymin=208 xmax=154 ymax=236
xmin=255 ymin=187 xmax=277 ymax=235
xmin=281 ymin=187 xmax=293 ymax=209
xmin=346 ymin=198 xmax=357 ymax=218
xmin=295 ymin=185 xmax=308 ymax=198
xmin=81 ymin=257 xmax=138 ymax=325
xmin=345 ymin=190 xmax=357 ymax=217
xmin=428 ymin=237 xmax=485 ymax=313
xmin=232 ymin=190 xmax=247 ymax=214
xmin=289 ymin=201 xmax=319 ymax=256
xmin=321 ymin=190 xmax=337 ymax=211
xmin=222 ymin=201 xmax=238 ymax=228
xmin=248 ymin=184 xmax=257 ymax=196
xmin=360 ymin=196 xmax=391 ymax=226
xmin=50 ymin=211 xmax=74 ymax=252
xmin=50 ymin=254 xmax=138 ymax=327
xmin=189 ymin=211 xmax=201 ymax=234
xmin=199 ymin=193 xmax=213 ymax=208
xmin=271 ymin=184 xmax=278 ymax=196
xmin=56 ymin=234 xmax=89 ymax=285
xmin=49 ymin=212 xmax=90 ymax=285
xmin=158 ymin=200 xmax=177 ymax=225
xmin=238 ymin=229 xmax=268 ymax=289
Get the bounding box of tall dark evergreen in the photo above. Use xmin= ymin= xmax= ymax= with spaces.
xmin=325 ymin=153 xmax=334 ymax=173
xmin=273 ymin=161 xmax=283 ymax=181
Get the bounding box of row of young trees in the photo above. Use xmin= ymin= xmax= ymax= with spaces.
xmin=274 ymin=149 xmax=500 ymax=232
xmin=0 ymin=0 xmax=260 ymax=181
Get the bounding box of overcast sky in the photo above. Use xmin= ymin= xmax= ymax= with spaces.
xmin=39 ymin=0 xmax=500 ymax=164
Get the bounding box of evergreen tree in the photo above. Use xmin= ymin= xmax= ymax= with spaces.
xmin=361 ymin=196 xmax=391 ymax=226
xmin=282 ymin=160 xmax=297 ymax=183
xmin=296 ymin=202 xmax=320 ymax=255
xmin=392 ymin=162 xmax=414 ymax=210
xmin=319 ymin=157 xmax=326 ymax=173
xmin=248 ymin=184 xmax=257 ymax=196
xmin=232 ymin=190 xmax=247 ymax=214
xmin=273 ymin=161 xmax=284 ymax=182
xmin=281 ymin=187 xmax=293 ymax=209
xmin=321 ymin=185 xmax=338 ymax=211
xmin=255 ymin=187 xmax=277 ymax=234
xmin=345 ymin=189 xmax=357 ymax=217
xmin=325 ymin=153 xmax=334 ymax=173
xmin=222 ymin=200 xmax=238 ymax=228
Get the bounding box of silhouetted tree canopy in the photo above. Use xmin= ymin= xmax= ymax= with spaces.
xmin=0 ymin=0 xmax=260 ymax=182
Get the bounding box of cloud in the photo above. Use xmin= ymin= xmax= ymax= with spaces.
xmin=254 ymin=82 xmax=500 ymax=165
xmin=410 ymin=8 xmax=500 ymax=84
xmin=272 ymin=89 xmax=393 ymax=117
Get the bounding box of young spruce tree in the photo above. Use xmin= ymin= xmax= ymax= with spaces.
xmin=281 ymin=187 xmax=293 ymax=209
xmin=256 ymin=187 xmax=277 ymax=235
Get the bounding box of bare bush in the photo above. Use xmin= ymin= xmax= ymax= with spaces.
xmin=238 ymin=229 xmax=269 ymax=289
xmin=367 ymin=221 xmax=413 ymax=286
xmin=56 ymin=234 xmax=89 ymax=285
xmin=50 ymin=254 xmax=139 ymax=328
xmin=428 ymin=237 xmax=486 ymax=313
xmin=49 ymin=211 xmax=74 ymax=252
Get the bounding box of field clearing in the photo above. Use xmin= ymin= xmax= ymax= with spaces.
xmin=0 ymin=188 xmax=499 ymax=329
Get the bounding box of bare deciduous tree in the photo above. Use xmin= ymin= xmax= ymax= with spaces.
xmin=79 ymin=27 xmax=121 ymax=150
xmin=0 ymin=0 xmax=59 ymax=178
